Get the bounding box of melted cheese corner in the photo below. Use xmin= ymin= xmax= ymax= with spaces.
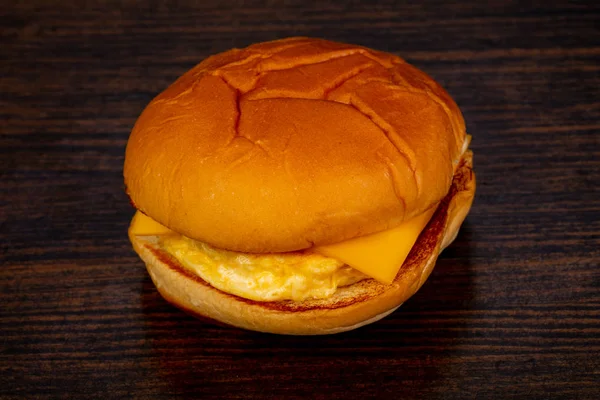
xmin=129 ymin=211 xmax=174 ymax=236
xmin=312 ymin=208 xmax=436 ymax=284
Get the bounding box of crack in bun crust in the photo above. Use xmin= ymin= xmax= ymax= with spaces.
xmin=124 ymin=38 xmax=468 ymax=253
xmin=130 ymin=153 xmax=475 ymax=335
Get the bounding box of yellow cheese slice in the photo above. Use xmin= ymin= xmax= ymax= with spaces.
xmin=130 ymin=208 xmax=436 ymax=285
xmin=130 ymin=211 xmax=174 ymax=236
xmin=313 ymin=208 xmax=436 ymax=284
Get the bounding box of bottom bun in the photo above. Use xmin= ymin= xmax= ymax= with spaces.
xmin=130 ymin=152 xmax=475 ymax=335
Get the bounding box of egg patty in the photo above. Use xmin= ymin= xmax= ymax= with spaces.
xmin=160 ymin=236 xmax=368 ymax=302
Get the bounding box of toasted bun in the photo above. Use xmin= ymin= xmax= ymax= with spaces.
xmin=129 ymin=152 xmax=475 ymax=335
xmin=124 ymin=37 xmax=467 ymax=253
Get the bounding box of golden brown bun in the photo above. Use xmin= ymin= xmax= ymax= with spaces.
xmin=129 ymin=152 xmax=475 ymax=335
xmin=124 ymin=37 xmax=467 ymax=253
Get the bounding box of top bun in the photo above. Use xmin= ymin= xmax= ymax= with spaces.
xmin=124 ymin=37 xmax=467 ymax=253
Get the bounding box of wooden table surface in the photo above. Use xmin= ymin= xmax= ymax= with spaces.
xmin=2 ymin=1 xmax=599 ymax=398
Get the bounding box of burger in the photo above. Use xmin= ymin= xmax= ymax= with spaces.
xmin=124 ymin=37 xmax=475 ymax=335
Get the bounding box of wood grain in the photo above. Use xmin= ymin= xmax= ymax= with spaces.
xmin=1 ymin=1 xmax=599 ymax=399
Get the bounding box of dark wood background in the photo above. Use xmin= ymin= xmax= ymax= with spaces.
xmin=1 ymin=1 xmax=598 ymax=398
